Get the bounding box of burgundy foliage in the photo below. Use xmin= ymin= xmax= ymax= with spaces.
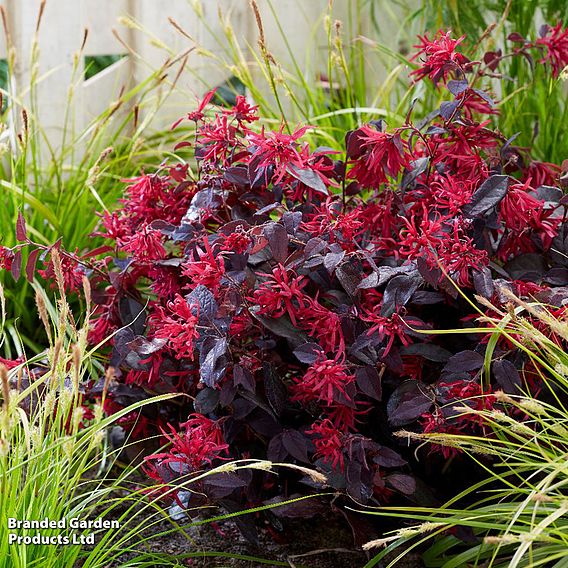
xmin=5 ymin=25 xmax=568 ymax=540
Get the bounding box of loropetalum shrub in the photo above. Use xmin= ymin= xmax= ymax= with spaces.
xmin=3 ymin=25 xmax=568 ymax=536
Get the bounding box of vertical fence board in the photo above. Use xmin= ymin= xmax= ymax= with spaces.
xmin=244 ymin=0 xmax=331 ymax=117
xmin=83 ymin=0 xmax=129 ymax=56
xmin=10 ymin=0 xmax=84 ymax=155
xmin=0 ymin=0 xmax=7 ymax=59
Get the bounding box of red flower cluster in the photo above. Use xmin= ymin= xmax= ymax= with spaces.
xmin=0 ymin=246 xmax=14 ymax=271
xmin=411 ymin=30 xmax=469 ymax=84
xmin=143 ymin=414 xmax=228 ymax=500
xmin=38 ymin=249 xmax=86 ymax=293
xmin=308 ymin=419 xmax=346 ymax=470
xmin=347 ymin=125 xmax=409 ymax=187
xmin=536 ymin=23 xmax=568 ymax=77
xmin=292 ymin=355 xmax=355 ymax=413
xmin=151 ymin=294 xmax=200 ymax=360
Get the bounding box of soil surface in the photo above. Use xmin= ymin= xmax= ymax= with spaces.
xmin=109 ymin=509 xmax=424 ymax=568
xmin=84 ymin=458 xmax=424 ymax=568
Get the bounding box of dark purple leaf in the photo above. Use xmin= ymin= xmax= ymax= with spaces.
xmin=405 ymin=97 xmax=419 ymax=124
xmin=250 ymin=308 xmax=307 ymax=347
xmin=11 ymin=249 xmax=22 ymax=281
xmin=173 ymin=141 xmax=191 ymax=151
xmin=355 ymin=366 xmax=382 ymax=401
xmin=150 ymin=219 xmax=177 ymax=237
xmin=267 ymin=434 xmax=287 ymax=462
xmin=194 ymin=387 xmax=220 ymax=414
xmin=253 ymin=202 xmax=280 ymax=217
xmin=282 ymin=430 xmax=309 ymax=462
xmin=462 ymin=175 xmax=509 ymax=218
xmin=387 ymin=381 xmax=434 ymax=426
xmin=304 ymin=237 xmax=327 ymax=258
xmin=263 ymin=364 xmax=287 ymax=416
xmin=424 ymin=125 xmax=446 ymax=136
xmin=447 ymin=79 xmax=469 ymax=96
xmin=288 ymin=164 xmax=328 ymax=195
xmin=493 ymin=359 xmax=521 ymax=394
xmin=345 ymin=128 xmax=366 ymax=160
xmin=182 ymin=188 xmax=222 ymax=222
xmin=293 ymin=342 xmax=324 ymax=364
xmin=346 ymin=460 xmax=366 ymax=502
xmin=376 ymin=264 xmax=416 ymax=286
xmin=171 ymin=222 xmax=198 ymax=242
xmin=401 ymin=157 xmax=429 ymax=190
xmin=531 ymin=185 xmax=562 ymax=203
xmin=265 ymin=495 xmax=327 ymax=518
xmin=224 ymin=165 xmax=249 ymax=187
xmin=25 ymin=248 xmax=40 ymax=282
xmin=508 ymin=32 xmax=525 ymax=42
xmin=369 ymin=119 xmax=386 ymax=131
xmin=281 ymin=211 xmax=302 ymax=234
xmin=373 ymin=447 xmax=407 ymax=468
xmin=358 ymin=271 xmax=379 ymax=289
xmin=264 ymin=222 xmax=288 ymax=263
xmin=303 ymin=255 xmax=323 ymax=269
xmin=401 ymin=343 xmax=452 ymax=363
xmin=444 ymin=350 xmax=484 ymax=373
xmin=417 ymin=256 xmax=442 ymax=287
xmin=231 ymin=397 xmax=257 ymax=420
xmin=336 ymin=260 xmax=362 ymax=297
xmin=187 ymin=285 xmax=218 ymax=323
xmin=233 ymin=364 xmax=255 ymax=392
xmin=16 ymin=212 xmax=27 ymax=242
xmin=501 ymin=132 xmax=521 ymax=154
xmin=205 ymin=472 xmax=248 ymax=489
xmin=440 ymin=100 xmax=460 ymax=120
xmin=483 ymin=50 xmax=502 ymax=71
xmin=323 ymin=250 xmax=345 ymax=273
xmin=386 ymin=473 xmax=416 ymax=495
xmin=473 ymin=89 xmax=494 ymax=106
xmin=472 ymin=267 xmax=495 ymax=299
xmin=119 ymin=297 xmax=146 ymax=336
xmin=219 ymin=380 xmax=237 ymax=407
xmin=410 ymin=290 xmax=445 ymax=305
xmin=544 ymin=268 xmax=568 ymax=286
xmin=380 ymin=274 xmax=421 ymax=317
xmin=505 ymin=253 xmax=547 ymax=280
xmin=199 ymin=336 xmax=229 ymax=387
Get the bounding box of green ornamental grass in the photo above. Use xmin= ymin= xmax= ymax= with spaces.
xmin=361 ymin=290 xmax=568 ymax=568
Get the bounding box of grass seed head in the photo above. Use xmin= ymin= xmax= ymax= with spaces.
xmin=0 ymin=364 xmax=9 ymax=409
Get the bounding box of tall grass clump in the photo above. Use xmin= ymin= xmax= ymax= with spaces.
xmin=0 ymin=263 xmax=183 ymax=567
xmin=0 ymin=6 xmax=194 ymax=355
xmin=361 ymin=291 xmax=568 ymax=568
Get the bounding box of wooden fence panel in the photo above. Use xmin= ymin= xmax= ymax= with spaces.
xmin=10 ymin=0 xmax=84 ymax=152
xmin=0 ymin=0 xmax=406 ymax=152
xmin=83 ymin=0 xmax=130 ymax=57
xmin=0 ymin=0 xmax=8 ymax=59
